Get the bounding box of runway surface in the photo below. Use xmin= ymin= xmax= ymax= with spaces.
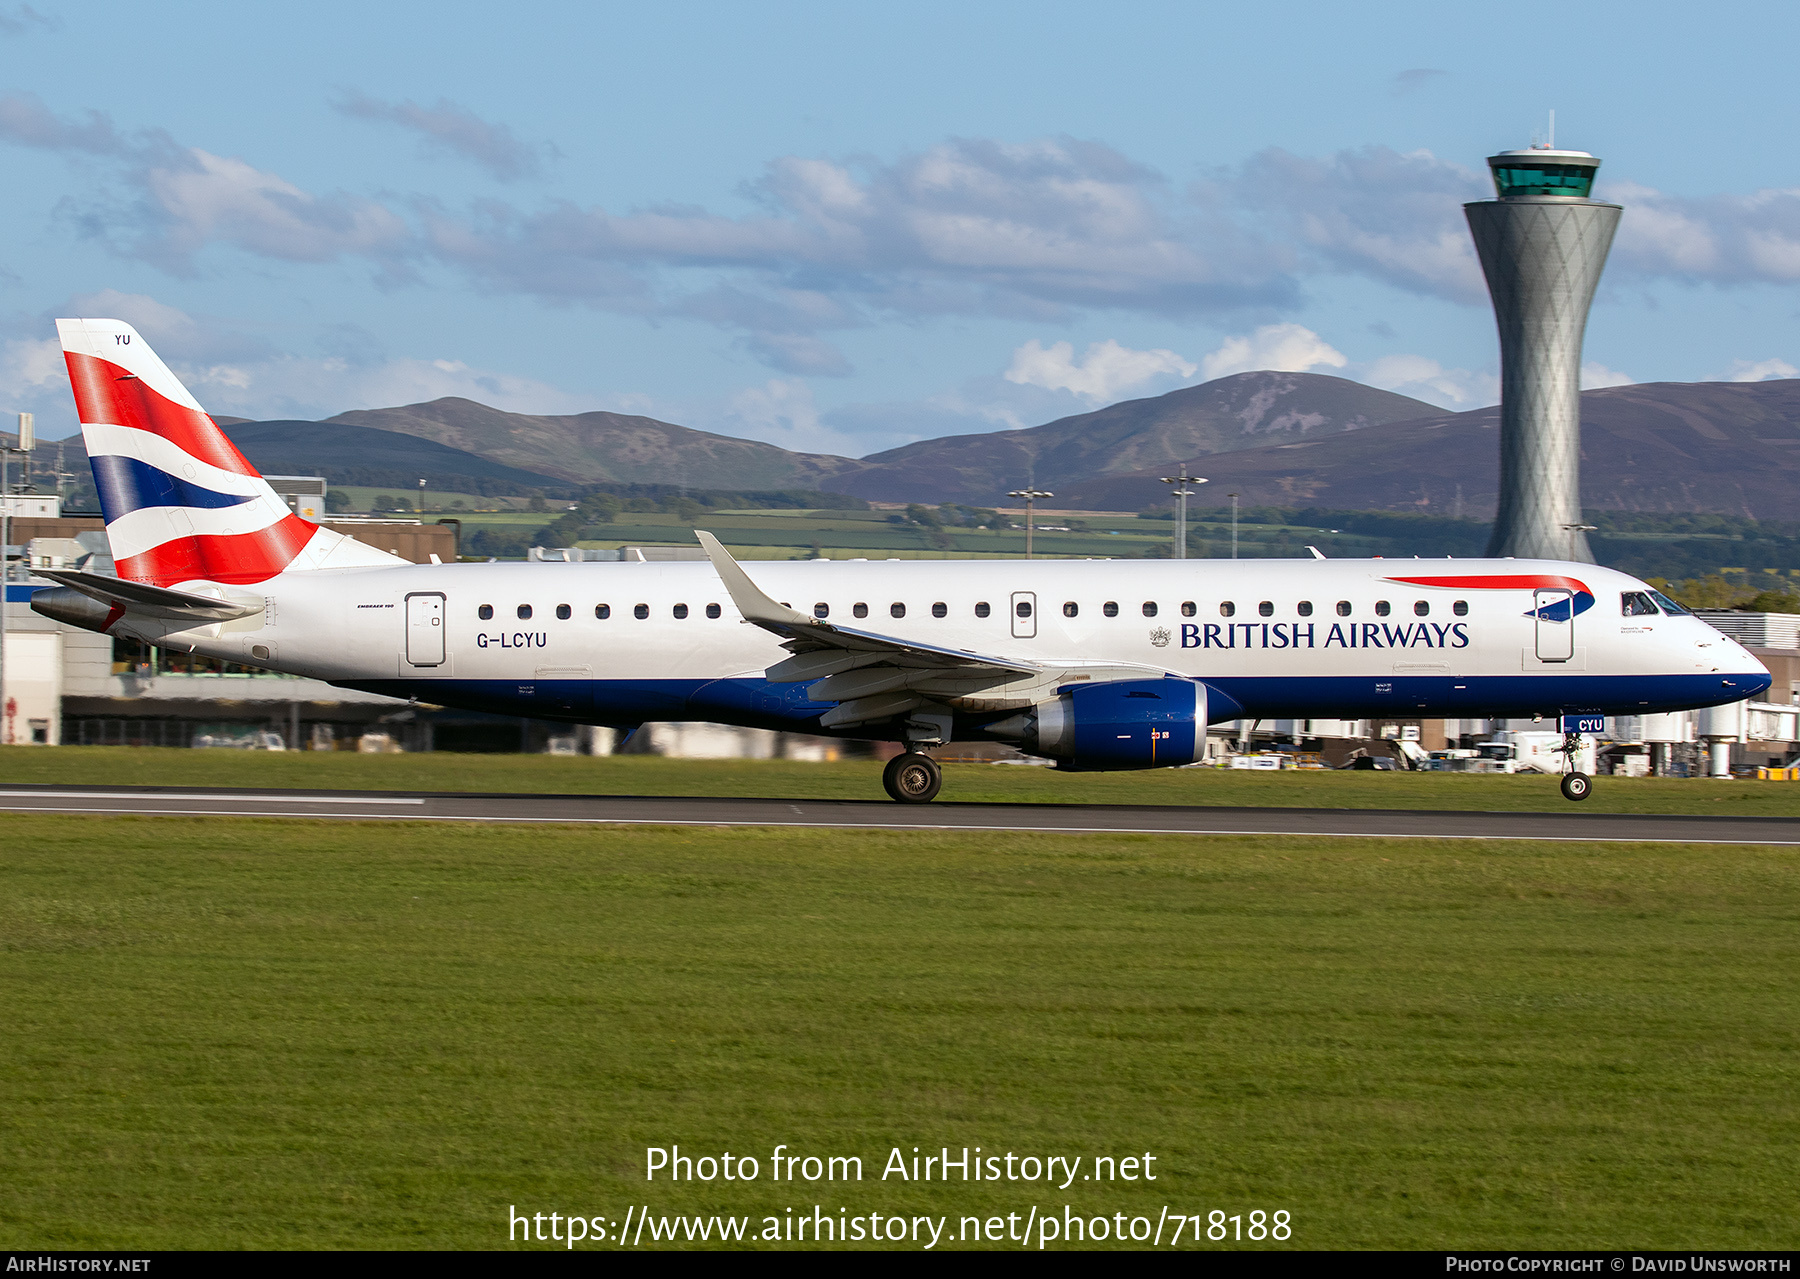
xmin=0 ymin=784 xmax=1796 ymax=844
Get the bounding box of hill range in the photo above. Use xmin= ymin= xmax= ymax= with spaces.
xmin=1055 ymin=379 xmax=1800 ymax=520
xmin=43 ymin=371 xmax=1800 ymax=521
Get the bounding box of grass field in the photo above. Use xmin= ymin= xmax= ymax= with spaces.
xmin=8 ymin=745 xmax=1800 ymax=817
xmin=1 ymin=814 xmax=1795 ymax=1250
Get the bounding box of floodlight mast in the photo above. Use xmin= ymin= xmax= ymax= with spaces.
xmin=1563 ymin=522 xmax=1598 ymax=562
xmin=1 ymin=412 xmax=35 ymax=745
xmin=1158 ymin=464 xmax=1207 ymax=560
xmin=1007 ymin=487 xmax=1053 ymax=560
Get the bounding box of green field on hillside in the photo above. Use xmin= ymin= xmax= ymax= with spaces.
xmin=8 ymin=746 xmax=1800 ymax=817
xmin=1 ymin=814 xmax=1794 ymax=1249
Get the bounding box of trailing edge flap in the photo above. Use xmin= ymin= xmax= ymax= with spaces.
xmin=695 ymin=530 xmax=1036 ymax=677
xmin=35 ymin=569 xmax=264 ymax=623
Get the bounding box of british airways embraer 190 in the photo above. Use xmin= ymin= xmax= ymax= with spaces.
xmin=31 ymin=318 xmax=1770 ymax=803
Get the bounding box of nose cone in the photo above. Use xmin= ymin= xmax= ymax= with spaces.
xmin=1721 ymin=642 xmax=1772 ymax=701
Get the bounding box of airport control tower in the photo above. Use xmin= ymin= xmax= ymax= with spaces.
xmin=1465 ymin=146 xmax=1620 ymax=562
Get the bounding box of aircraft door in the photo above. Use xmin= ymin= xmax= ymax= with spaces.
xmin=1011 ymin=591 xmax=1037 ymax=639
xmin=1534 ymin=589 xmax=1573 ymax=662
xmin=405 ymin=592 xmax=446 ymax=667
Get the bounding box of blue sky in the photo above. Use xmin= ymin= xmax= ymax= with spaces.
xmin=2 ymin=0 xmax=1797 ymax=456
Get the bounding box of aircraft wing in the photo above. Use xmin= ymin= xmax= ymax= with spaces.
xmin=696 ymin=531 xmax=1164 ymax=732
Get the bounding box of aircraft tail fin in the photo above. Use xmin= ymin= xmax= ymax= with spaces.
xmin=55 ymin=318 xmax=404 ymax=586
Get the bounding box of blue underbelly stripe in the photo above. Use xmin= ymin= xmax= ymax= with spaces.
xmin=333 ymin=670 xmax=1769 ymax=733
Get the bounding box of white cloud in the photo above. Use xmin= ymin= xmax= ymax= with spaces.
xmin=1603 ymin=179 xmax=1800 ymax=285
xmin=1220 ymin=147 xmax=1490 ymax=303
xmin=191 ymin=353 xmax=589 ymax=420
xmin=136 ymin=148 xmax=411 ymax=270
xmin=1005 ymin=338 xmax=1196 ymax=403
xmin=1360 ymin=353 xmax=1496 ymax=410
xmin=1581 ymin=361 xmax=1634 ymax=389
xmin=739 ymin=332 xmax=853 ymax=377
xmin=0 ymin=335 xmax=64 ymax=391
xmin=722 ymin=378 xmax=861 ymax=455
xmin=1390 ymin=68 xmax=1446 ymax=96
xmin=1722 ymin=357 xmax=1799 ymax=382
xmin=334 ymin=92 xmax=549 ymax=182
xmin=1200 ymin=323 xmax=1346 ymax=380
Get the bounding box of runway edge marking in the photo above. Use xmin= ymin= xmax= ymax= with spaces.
xmin=2 ymin=801 xmax=1797 ymax=845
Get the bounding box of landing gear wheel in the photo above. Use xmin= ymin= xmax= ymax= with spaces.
xmin=1560 ymin=772 xmax=1592 ymax=802
xmin=883 ymin=752 xmax=942 ymax=804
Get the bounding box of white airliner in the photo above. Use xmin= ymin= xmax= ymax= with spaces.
xmin=32 ymin=318 xmax=1770 ymax=803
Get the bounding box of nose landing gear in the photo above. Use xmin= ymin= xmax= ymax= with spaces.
xmin=883 ymin=752 xmax=943 ymax=804
xmin=1559 ymin=729 xmax=1592 ymax=802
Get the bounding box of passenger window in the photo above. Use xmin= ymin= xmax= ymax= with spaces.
xmin=1414 ymin=601 xmax=1429 ymax=617
xmin=814 ymin=602 xmax=829 ymax=619
xmin=1016 ymin=600 xmax=1033 ymax=618
xmin=1063 ymin=601 xmax=1079 ymax=618
xmin=853 ymin=602 xmax=868 ymax=618
xmin=1336 ymin=601 xmax=1352 ymax=616
xmin=674 ymin=604 xmax=689 ymax=619
xmin=931 ymin=602 xmax=947 ymax=618
xmin=517 ymin=604 xmax=533 ymax=620
xmin=478 ymin=604 xmax=493 ymax=620
xmin=1181 ymin=601 xmax=1196 ymax=617
xmin=1621 ymin=591 xmax=1660 ymax=617
xmin=555 ymin=604 xmax=571 ymax=620
xmin=1257 ymin=601 xmax=1273 ymax=617
xmin=633 ymin=604 xmax=649 ymax=620
xmin=595 ymin=604 xmax=611 ymax=620
xmin=1103 ymin=601 xmax=1119 ymax=617
xmin=1220 ymin=602 xmax=1236 ymax=618
xmin=1374 ymin=601 xmax=1391 ymax=617
xmin=975 ymin=601 xmax=991 ymax=618
xmin=705 ymin=603 xmax=721 ymax=619
xmin=891 ymin=603 xmax=906 ymax=619
xmin=1142 ymin=601 xmax=1158 ymax=618
xmin=1297 ymin=601 xmax=1313 ymax=617
xmin=1453 ymin=600 xmax=1468 ymax=616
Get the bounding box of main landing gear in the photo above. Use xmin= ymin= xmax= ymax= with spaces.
xmin=1559 ymin=729 xmax=1592 ymax=802
xmin=883 ymin=752 xmax=943 ymax=804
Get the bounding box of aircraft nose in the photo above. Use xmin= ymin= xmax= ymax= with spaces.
xmin=1728 ymin=648 xmax=1773 ymax=697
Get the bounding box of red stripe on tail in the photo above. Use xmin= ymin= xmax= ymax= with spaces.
xmin=115 ymin=516 xmax=317 ymax=586
xmin=64 ymin=351 xmax=260 ymax=477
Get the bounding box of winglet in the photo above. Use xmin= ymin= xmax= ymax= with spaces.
xmin=695 ymin=531 xmax=815 ymax=628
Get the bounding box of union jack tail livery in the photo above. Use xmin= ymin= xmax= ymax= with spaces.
xmin=56 ymin=318 xmax=401 ymax=587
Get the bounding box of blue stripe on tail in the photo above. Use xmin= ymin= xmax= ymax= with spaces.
xmin=89 ymin=454 xmax=259 ymax=519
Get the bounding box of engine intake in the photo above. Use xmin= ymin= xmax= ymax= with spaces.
xmin=986 ymin=678 xmax=1205 ymax=770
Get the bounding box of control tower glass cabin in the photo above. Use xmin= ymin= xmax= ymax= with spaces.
xmin=1465 ymin=148 xmax=1620 ymax=563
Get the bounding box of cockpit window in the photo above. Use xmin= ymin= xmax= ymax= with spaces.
xmin=1648 ymin=590 xmax=1691 ymax=616
xmin=1621 ymin=591 xmax=1660 ymax=617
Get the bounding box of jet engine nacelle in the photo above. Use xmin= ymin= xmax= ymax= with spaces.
xmin=986 ymin=677 xmax=1206 ymax=770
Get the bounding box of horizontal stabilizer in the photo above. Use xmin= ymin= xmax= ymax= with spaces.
xmin=33 ymin=569 xmax=263 ymax=624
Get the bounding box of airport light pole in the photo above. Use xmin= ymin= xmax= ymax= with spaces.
xmin=1159 ymin=464 xmax=1207 ymax=560
xmin=1008 ymin=487 xmax=1053 ymax=560
xmin=417 ymin=478 xmax=427 ymax=514
xmin=1 ymin=413 xmax=35 ymax=745
xmin=1562 ymin=522 xmax=1597 ymax=563
xmin=1229 ymin=492 xmax=1240 ymax=559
